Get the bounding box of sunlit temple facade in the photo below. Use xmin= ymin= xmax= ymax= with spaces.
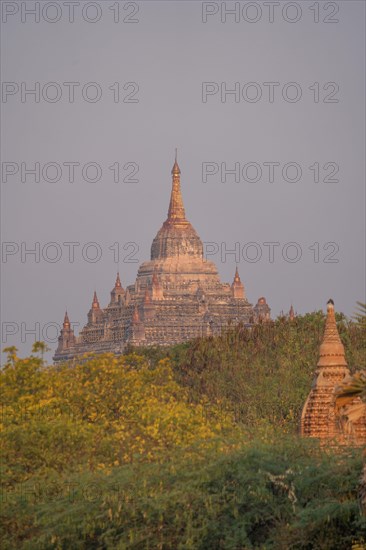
xmin=54 ymin=155 xmax=270 ymax=363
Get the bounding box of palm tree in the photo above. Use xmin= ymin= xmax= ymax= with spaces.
xmin=336 ymin=372 xmax=366 ymax=407
xmin=352 ymin=302 xmax=366 ymax=330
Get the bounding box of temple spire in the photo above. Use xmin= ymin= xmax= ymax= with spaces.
xmin=289 ymin=304 xmax=295 ymax=321
xmin=171 ymin=148 xmax=180 ymax=175
xmin=300 ymin=299 xmax=351 ymax=441
xmin=115 ymin=272 xmax=122 ymax=288
xmin=167 ymin=150 xmax=186 ymax=222
xmin=231 ymin=266 xmax=245 ymax=299
xmin=63 ymin=311 xmax=70 ymax=328
xmin=92 ymin=291 xmax=100 ymax=309
xmin=317 ymin=299 xmax=347 ymax=368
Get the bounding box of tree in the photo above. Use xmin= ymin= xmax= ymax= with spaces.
xmin=352 ymin=302 xmax=366 ymax=330
xmin=335 ymin=372 xmax=366 ymax=515
xmin=2 ymin=346 xmax=18 ymax=366
xmin=32 ymin=341 xmax=50 ymax=363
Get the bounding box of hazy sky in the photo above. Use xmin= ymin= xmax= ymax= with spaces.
xmin=1 ymin=0 xmax=365 ymax=361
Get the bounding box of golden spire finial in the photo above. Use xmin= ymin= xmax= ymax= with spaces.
xmin=171 ymin=148 xmax=180 ymax=175
xmin=317 ymin=299 xmax=347 ymax=367
xmin=167 ymin=151 xmax=185 ymax=222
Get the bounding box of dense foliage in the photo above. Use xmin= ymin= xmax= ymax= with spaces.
xmin=140 ymin=311 xmax=366 ymax=432
xmin=1 ymin=312 xmax=365 ymax=549
xmin=1 ymin=439 xmax=365 ymax=549
xmin=1 ymin=353 xmax=233 ymax=487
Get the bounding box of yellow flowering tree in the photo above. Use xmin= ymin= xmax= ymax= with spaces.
xmin=1 ymin=350 xmax=234 ymax=486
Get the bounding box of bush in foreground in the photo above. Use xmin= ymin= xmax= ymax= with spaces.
xmin=1 ymin=437 xmax=365 ymax=549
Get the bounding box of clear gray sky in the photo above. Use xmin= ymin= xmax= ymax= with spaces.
xmin=1 ymin=0 xmax=365 ymax=361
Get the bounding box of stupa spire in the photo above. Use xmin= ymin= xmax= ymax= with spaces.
xmin=92 ymin=291 xmax=100 ymax=309
xmin=167 ymin=150 xmax=186 ymax=222
xmin=115 ymin=272 xmax=122 ymax=288
xmin=63 ymin=311 xmax=70 ymax=328
xmin=231 ymin=266 xmax=245 ymax=299
xmin=289 ymin=304 xmax=295 ymax=321
xmin=300 ymin=299 xmax=351 ymax=442
xmin=317 ymin=299 xmax=347 ymax=367
xmin=171 ymin=148 xmax=180 ymax=174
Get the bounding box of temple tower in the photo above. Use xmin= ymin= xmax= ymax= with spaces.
xmin=129 ymin=304 xmax=145 ymax=344
xmin=301 ymin=300 xmax=350 ymax=441
xmin=55 ymin=311 xmax=76 ymax=356
xmin=110 ymin=272 xmax=125 ymax=305
xmin=289 ymin=305 xmax=295 ymax=321
xmin=231 ymin=267 xmax=246 ymax=299
xmin=136 ymin=153 xmax=221 ymax=290
xmin=53 ymin=153 xmax=269 ymax=363
xmin=88 ymin=291 xmax=103 ymax=324
xmin=254 ymin=297 xmax=270 ymax=321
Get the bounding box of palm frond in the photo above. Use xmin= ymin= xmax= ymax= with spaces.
xmin=335 ymin=371 xmax=366 ymax=409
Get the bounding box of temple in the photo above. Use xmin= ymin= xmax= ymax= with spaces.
xmin=54 ymin=154 xmax=270 ymax=363
xmin=301 ymin=300 xmax=366 ymax=445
